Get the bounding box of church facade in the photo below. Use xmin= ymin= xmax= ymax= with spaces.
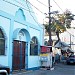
xmin=0 ymin=0 xmax=44 ymax=71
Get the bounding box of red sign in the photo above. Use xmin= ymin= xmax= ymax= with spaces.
xmin=41 ymin=46 xmax=51 ymax=53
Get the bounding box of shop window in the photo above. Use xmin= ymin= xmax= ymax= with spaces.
xmin=30 ymin=37 xmax=38 ymax=55
xmin=0 ymin=28 xmax=5 ymax=55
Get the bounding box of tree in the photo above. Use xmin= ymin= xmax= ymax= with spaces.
xmin=44 ymin=10 xmax=74 ymax=42
xmin=64 ymin=9 xmax=74 ymax=28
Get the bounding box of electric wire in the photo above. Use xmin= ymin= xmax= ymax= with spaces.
xmin=26 ymin=0 xmax=43 ymax=28
xmin=15 ymin=0 xmax=48 ymax=18
xmin=27 ymin=0 xmax=45 ymax=15
xmin=53 ymin=0 xmax=64 ymax=12
xmin=15 ymin=0 xmax=38 ymax=14
xmin=36 ymin=0 xmax=48 ymax=8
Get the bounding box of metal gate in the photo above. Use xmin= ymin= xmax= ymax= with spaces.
xmin=12 ymin=40 xmax=26 ymax=70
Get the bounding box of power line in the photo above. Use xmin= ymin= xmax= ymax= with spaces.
xmin=27 ymin=0 xmax=45 ymax=14
xmin=26 ymin=0 xmax=43 ymax=28
xmin=15 ymin=0 xmax=48 ymax=16
xmin=36 ymin=0 xmax=48 ymax=8
xmin=53 ymin=0 xmax=63 ymax=12
xmin=15 ymin=0 xmax=37 ymax=13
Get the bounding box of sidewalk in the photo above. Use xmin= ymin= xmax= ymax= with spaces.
xmin=12 ymin=63 xmax=75 ymax=75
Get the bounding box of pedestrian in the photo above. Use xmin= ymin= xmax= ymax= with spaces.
xmin=50 ymin=52 xmax=54 ymax=70
xmin=52 ymin=52 xmax=55 ymax=66
xmin=55 ymin=53 xmax=60 ymax=64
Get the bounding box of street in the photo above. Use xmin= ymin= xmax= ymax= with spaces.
xmin=12 ymin=63 xmax=75 ymax=75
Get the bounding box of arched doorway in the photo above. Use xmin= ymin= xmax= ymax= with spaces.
xmin=13 ymin=40 xmax=26 ymax=70
xmin=12 ymin=29 xmax=30 ymax=70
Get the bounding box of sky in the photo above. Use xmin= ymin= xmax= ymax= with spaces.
xmin=29 ymin=0 xmax=75 ymax=27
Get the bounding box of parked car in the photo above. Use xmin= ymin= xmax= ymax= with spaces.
xmin=66 ymin=53 xmax=75 ymax=64
xmin=0 ymin=64 xmax=10 ymax=75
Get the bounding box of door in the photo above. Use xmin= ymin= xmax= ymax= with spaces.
xmin=12 ymin=40 xmax=26 ymax=70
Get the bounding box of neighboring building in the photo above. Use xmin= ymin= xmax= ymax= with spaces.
xmin=60 ymin=28 xmax=75 ymax=52
xmin=0 ymin=0 xmax=44 ymax=72
xmin=44 ymin=28 xmax=75 ymax=53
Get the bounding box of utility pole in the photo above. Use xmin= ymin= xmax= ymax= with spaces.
xmin=48 ymin=0 xmax=52 ymax=51
xmin=48 ymin=0 xmax=53 ymax=69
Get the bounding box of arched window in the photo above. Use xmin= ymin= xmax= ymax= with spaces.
xmin=30 ymin=37 xmax=38 ymax=55
xmin=0 ymin=28 xmax=5 ymax=55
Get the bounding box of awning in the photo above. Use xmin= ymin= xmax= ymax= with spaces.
xmin=61 ymin=42 xmax=69 ymax=47
xmin=61 ymin=47 xmax=71 ymax=51
xmin=54 ymin=40 xmax=75 ymax=52
xmin=54 ymin=40 xmax=61 ymax=48
xmin=54 ymin=40 xmax=69 ymax=50
xmin=61 ymin=47 xmax=69 ymax=50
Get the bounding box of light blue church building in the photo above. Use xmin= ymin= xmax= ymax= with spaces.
xmin=0 ymin=0 xmax=44 ymax=71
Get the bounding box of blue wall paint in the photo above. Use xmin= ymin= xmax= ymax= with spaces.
xmin=15 ymin=8 xmax=26 ymax=22
xmin=9 ymin=18 xmax=14 ymax=71
xmin=0 ymin=10 xmax=14 ymax=70
xmin=0 ymin=10 xmax=12 ymax=66
xmin=0 ymin=10 xmax=13 ymax=19
xmin=0 ymin=0 xmax=44 ymax=71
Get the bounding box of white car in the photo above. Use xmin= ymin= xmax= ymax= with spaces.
xmin=0 ymin=70 xmax=8 ymax=75
xmin=0 ymin=65 xmax=10 ymax=75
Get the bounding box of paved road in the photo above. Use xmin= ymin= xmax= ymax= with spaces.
xmin=12 ymin=63 xmax=75 ymax=75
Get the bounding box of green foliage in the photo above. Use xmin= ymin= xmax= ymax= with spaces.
xmin=64 ymin=10 xmax=74 ymax=28
xmin=44 ymin=9 xmax=74 ymax=40
xmin=44 ymin=9 xmax=74 ymax=35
